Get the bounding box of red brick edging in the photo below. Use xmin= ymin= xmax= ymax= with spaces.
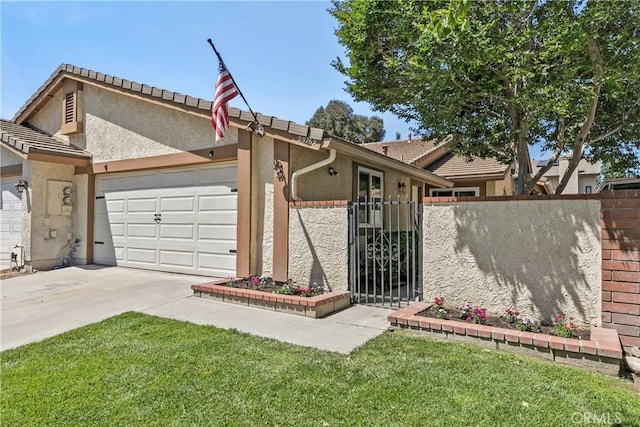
xmin=191 ymin=280 xmax=351 ymax=318
xmin=389 ymin=303 xmax=623 ymax=376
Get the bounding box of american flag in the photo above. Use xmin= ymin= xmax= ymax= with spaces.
xmin=211 ymin=63 xmax=238 ymax=142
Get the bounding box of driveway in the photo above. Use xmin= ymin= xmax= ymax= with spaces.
xmin=1 ymin=265 xmax=208 ymax=351
xmin=2 ymin=265 xmax=391 ymax=353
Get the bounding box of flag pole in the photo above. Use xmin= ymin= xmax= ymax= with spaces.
xmin=207 ymin=38 xmax=264 ymax=136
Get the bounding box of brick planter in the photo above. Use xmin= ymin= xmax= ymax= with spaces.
xmin=192 ymin=280 xmax=351 ymax=318
xmin=388 ymin=303 xmax=624 ymax=376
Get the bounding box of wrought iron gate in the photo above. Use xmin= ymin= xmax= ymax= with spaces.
xmin=348 ymin=197 xmax=422 ymax=307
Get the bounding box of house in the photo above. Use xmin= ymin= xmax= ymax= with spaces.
xmin=362 ymin=137 xmax=522 ymax=196
xmin=0 ymin=64 xmax=452 ymax=283
xmin=532 ymin=157 xmax=601 ymax=194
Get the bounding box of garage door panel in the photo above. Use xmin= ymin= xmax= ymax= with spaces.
xmin=199 ymin=195 xmax=237 ymax=211
xmin=159 ymin=224 xmax=194 ymax=240
xmin=94 ymin=163 xmax=237 ymax=276
xmin=126 ymin=223 xmax=157 ymax=238
xmin=160 ymin=196 xmax=195 ymax=212
xmin=126 ymin=248 xmax=157 ymax=264
xmin=198 ymin=252 xmax=236 ymax=273
xmin=159 ymin=250 xmax=194 ymax=268
xmin=199 ymin=224 xmax=236 ymax=241
xmin=127 ymin=198 xmax=157 ymax=212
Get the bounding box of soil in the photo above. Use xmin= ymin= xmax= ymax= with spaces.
xmin=223 ymin=278 xmax=324 ymax=297
xmin=225 ymin=277 xmax=282 ymax=293
xmin=417 ymin=305 xmax=591 ymax=341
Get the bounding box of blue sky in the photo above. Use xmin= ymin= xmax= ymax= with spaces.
xmin=2 ymin=0 xmax=547 ymax=159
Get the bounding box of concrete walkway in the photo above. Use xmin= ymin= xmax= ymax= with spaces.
xmin=1 ymin=265 xmax=391 ymax=353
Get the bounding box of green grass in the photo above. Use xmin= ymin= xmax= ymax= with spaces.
xmin=2 ymin=313 xmax=638 ymax=426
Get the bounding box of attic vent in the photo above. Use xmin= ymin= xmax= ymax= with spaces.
xmin=60 ymin=80 xmax=83 ymax=135
xmin=64 ymin=92 xmax=75 ymax=124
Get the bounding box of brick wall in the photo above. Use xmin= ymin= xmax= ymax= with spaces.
xmin=601 ymin=189 xmax=640 ymax=349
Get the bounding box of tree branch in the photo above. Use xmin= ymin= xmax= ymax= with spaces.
xmin=585 ymin=125 xmax=623 ymax=146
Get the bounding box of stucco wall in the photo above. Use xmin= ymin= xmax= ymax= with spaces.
xmin=251 ymin=136 xmax=274 ymax=276
xmin=29 ymin=84 xmax=234 ymax=162
xmin=82 ymin=85 xmax=236 ymax=162
xmin=423 ymin=199 xmax=601 ymax=325
xmin=288 ymin=205 xmax=349 ymax=291
xmin=290 ymin=146 xmax=352 ymax=201
xmin=28 ymin=90 xmax=72 ymax=143
xmin=71 ymin=174 xmax=89 ymax=264
xmin=22 ymin=160 xmax=77 ymax=269
xmin=1 ymin=147 xmax=23 ymax=167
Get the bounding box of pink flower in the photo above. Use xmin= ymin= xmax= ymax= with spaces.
xmin=435 ymin=297 xmax=443 ymax=306
xmin=466 ymin=316 xmax=472 ymax=322
xmin=251 ymin=276 xmax=260 ymax=285
xmin=556 ymin=314 xmax=563 ymax=321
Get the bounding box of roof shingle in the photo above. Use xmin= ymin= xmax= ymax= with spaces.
xmin=0 ymin=119 xmax=91 ymax=159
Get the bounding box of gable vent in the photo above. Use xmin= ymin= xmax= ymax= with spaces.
xmin=64 ymin=92 xmax=75 ymax=124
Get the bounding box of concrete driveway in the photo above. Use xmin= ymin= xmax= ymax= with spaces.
xmin=1 ymin=265 xmax=207 ymax=351
xmin=1 ymin=265 xmax=391 ymax=353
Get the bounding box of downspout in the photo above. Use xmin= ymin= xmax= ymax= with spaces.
xmin=290 ymin=149 xmax=336 ymax=201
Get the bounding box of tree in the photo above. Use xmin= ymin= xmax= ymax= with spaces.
xmin=306 ymin=100 xmax=385 ymax=143
xmin=331 ymin=0 xmax=640 ymax=194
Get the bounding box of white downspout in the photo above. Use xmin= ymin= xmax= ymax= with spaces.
xmin=290 ymin=149 xmax=337 ymax=201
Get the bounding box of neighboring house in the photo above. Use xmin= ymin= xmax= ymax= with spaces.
xmin=0 ymin=64 xmax=452 ymax=281
xmin=532 ymin=157 xmax=601 ymax=194
xmin=363 ymin=137 xmax=529 ymax=197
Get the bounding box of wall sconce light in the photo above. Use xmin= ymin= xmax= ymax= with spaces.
xmin=398 ymin=182 xmax=406 ymax=193
xmin=328 ymin=167 xmax=338 ymax=176
xmin=15 ymin=179 xmax=28 ymax=193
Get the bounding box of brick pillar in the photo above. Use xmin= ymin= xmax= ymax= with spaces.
xmin=601 ymin=189 xmax=640 ymax=349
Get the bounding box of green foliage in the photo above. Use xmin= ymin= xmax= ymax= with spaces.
xmin=331 ymin=0 xmax=640 ymax=194
xmin=2 ymin=314 xmax=640 ymax=425
xmin=307 ymin=99 xmax=385 ymax=143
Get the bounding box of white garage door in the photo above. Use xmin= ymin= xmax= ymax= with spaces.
xmin=94 ymin=163 xmax=237 ymax=277
xmin=0 ymin=177 xmax=23 ymax=270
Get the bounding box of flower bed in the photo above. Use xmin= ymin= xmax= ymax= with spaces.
xmin=388 ymin=302 xmax=623 ymax=377
xmin=191 ymin=277 xmax=351 ymax=318
xmin=424 ymin=297 xmax=590 ymax=340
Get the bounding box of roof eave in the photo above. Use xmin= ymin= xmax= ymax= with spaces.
xmin=439 ymin=172 xmax=507 ymax=180
xmin=324 ymin=137 xmax=454 ymax=188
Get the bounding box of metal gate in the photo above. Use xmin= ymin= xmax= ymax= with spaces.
xmin=348 ymin=197 xmax=422 ymax=307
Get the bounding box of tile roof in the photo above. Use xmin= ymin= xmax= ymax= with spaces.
xmin=0 ymin=119 xmax=91 ymax=159
xmin=13 ymin=64 xmax=326 ymax=141
xmin=361 ymin=138 xmax=439 ymax=164
xmin=424 ymin=151 xmax=508 ymax=178
xmin=10 ymin=64 xmax=453 ymax=187
xmin=362 ymin=136 xmax=509 ymax=178
xmin=532 ymin=158 xmax=601 ymax=177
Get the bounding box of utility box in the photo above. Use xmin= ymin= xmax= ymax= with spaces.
xmin=46 ymin=180 xmax=73 ymax=216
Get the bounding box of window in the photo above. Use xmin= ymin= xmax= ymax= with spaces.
xmin=585 ymin=185 xmax=592 ymax=194
xmin=429 ymin=187 xmax=479 ymax=197
xmin=358 ymin=167 xmax=383 ymax=225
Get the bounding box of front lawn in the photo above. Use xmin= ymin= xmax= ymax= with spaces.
xmin=2 ymin=312 xmax=638 ymax=426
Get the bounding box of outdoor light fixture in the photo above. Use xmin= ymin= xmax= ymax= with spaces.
xmin=328 ymin=167 xmax=338 ymax=176
xmin=15 ymin=179 xmax=28 ymax=194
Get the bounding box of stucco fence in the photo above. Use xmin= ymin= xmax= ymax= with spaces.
xmin=288 ymin=197 xmax=603 ymax=328
xmin=423 ymin=196 xmax=602 ymax=326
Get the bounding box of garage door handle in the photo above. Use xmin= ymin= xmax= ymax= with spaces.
xmin=95 ymin=241 xmax=104 ymax=245
xmin=229 ymin=249 xmax=237 ymax=254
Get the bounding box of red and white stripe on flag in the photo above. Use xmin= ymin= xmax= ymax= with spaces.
xmin=211 ymin=65 xmax=239 ymax=143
